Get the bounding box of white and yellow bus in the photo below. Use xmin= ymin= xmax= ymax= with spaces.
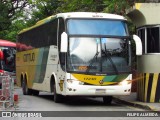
xmin=16 ymin=12 xmax=142 ymax=104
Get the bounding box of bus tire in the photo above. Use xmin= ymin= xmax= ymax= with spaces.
xmin=103 ymin=96 xmax=113 ymax=105
xmin=53 ymin=84 xmax=63 ymax=103
xmin=22 ymin=78 xmax=32 ymax=95
xmin=32 ymin=90 xmax=39 ymax=96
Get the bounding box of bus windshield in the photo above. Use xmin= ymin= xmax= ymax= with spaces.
xmin=67 ymin=19 xmax=131 ymax=75
xmin=0 ymin=47 xmax=16 ymax=72
xmin=67 ymin=37 xmax=131 ymax=74
xmin=67 ymin=19 xmax=128 ymax=36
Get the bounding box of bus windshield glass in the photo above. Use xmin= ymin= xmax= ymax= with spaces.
xmin=67 ymin=19 xmax=128 ymax=36
xmin=67 ymin=19 xmax=131 ymax=74
xmin=67 ymin=37 xmax=131 ymax=74
xmin=0 ymin=47 xmax=16 ymax=72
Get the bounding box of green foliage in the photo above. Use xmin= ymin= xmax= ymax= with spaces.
xmin=31 ymin=0 xmax=60 ymax=18
xmin=0 ymin=0 xmax=148 ymax=41
xmin=103 ymin=0 xmax=130 ymax=15
xmin=0 ymin=20 xmax=28 ymax=42
xmin=57 ymin=0 xmax=104 ymax=12
xmin=0 ymin=0 xmax=28 ymax=41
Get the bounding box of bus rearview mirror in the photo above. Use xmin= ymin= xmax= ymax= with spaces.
xmin=61 ymin=32 xmax=68 ymax=52
xmin=132 ymin=35 xmax=142 ymax=56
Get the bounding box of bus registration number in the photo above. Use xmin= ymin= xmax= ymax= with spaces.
xmin=95 ymin=89 xmax=106 ymax=94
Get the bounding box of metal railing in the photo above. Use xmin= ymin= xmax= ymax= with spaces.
xmin=0 ymin=76 xmax=14 ymax=110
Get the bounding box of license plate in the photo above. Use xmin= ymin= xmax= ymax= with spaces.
xmin=95 ymin=89 xmax=106 ymax=94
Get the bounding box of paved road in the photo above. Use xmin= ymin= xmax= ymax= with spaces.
xmin=1 ymin=87 xmax=159 ymax=120
xmin=14 ymin=87 xmax=142 ymax=111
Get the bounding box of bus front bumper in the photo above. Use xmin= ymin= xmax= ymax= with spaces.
xmin=63 ymin=81 xmax=131 ymax=96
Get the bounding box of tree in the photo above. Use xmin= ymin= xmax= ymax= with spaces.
xmin=1 ymin=0 xmax=157 ymax=41
xmin=0 ymin=0 xmax=29 ymax=41
xmin=57 ymin=0 xmax=104 ymax=12
xmin=103 ymin=0 xmax=152 ymax=16
xmin=28 ymin=0 xmax=61 ymax=23
xmin=0 ymin=0 xmax=62 ymax=41
xmin=103 ymin=0 xmax=131 ymax=15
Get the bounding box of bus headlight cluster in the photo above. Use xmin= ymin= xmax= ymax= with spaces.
xmin=119 ymin=80 xmax=132 ymax=86
xmin=67 ymin=79 xmax=84 ymax=85
xmin=67 ymin=79 xmax=78 ymax=84
xmin=79 ymin=81 xmax=84 ymax=85
xmin=67 ymin=79 xmax=74 ymax=83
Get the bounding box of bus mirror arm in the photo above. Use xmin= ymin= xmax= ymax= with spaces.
xmin=132 ymin=35 xmax=142 ymax=56
xmin=61 ymin=32 xmax=68 ymax=53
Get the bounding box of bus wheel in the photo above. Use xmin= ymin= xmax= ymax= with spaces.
xmin=53 ymin=84 xmax=62 ymax=103
xmin=103 ymin=96 xmax=113 ymax=105
xmin=32 ymin=90 xmax=39 ymax=96
xmin=22 ymin=78 xmax=32 ymax=95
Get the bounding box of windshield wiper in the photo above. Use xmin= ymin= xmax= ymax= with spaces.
xmin=103 ymin=44 xmax=119 ymax=74
xmin=86 ymin=51 xmax=99 ymax=73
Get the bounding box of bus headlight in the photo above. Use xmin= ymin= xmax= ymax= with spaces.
xmin=67 ymin=79 xmax=84 ymax=85
xmin=67 ymin=79 xmax=74 ymax=84
xmin=79 ymin=81 xmax=84 ymax=85
xmin=119 ymin=80 xmax=132 ymax=86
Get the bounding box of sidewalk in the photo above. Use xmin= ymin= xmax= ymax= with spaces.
xmin=113 ymin=92 xmax=160 ymax=111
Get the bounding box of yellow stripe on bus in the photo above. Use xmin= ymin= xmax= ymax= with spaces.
xmin=72 ymin=74 xmax=117 ymax=85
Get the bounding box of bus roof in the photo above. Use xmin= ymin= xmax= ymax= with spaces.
xmin=57 ymin=12 xmax=126 ymax=20
xmin=0 ymin=39 xmax=16 ymax=47
xmin=19 ymin=12 xmax=126 ymax=34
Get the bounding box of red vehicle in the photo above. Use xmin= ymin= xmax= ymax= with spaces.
xmin=0 ymin=39 xmax=16 ymax=88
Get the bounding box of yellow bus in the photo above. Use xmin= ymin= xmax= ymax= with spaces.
xmin=16 ymin=12 xmax=142 ymax=104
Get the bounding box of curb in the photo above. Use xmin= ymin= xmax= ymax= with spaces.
xmin=113 ymin=97 xmax=154 ymax=111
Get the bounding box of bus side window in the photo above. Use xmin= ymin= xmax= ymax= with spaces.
xmin=3 ymin=49 xmax=9 ymax=64
xmin=3 ymin=49 xmax=14 ymax=66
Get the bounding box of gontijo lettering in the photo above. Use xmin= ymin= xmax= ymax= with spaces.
xmin=23 ymin=53 xmax=35 ymax=62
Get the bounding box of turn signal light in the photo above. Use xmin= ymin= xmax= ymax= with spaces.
xmin=119 ymin=80 xmax=132 ymax=86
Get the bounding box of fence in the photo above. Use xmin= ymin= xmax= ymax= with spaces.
xmin=0 ymin=76 xmax=14 ymax=110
